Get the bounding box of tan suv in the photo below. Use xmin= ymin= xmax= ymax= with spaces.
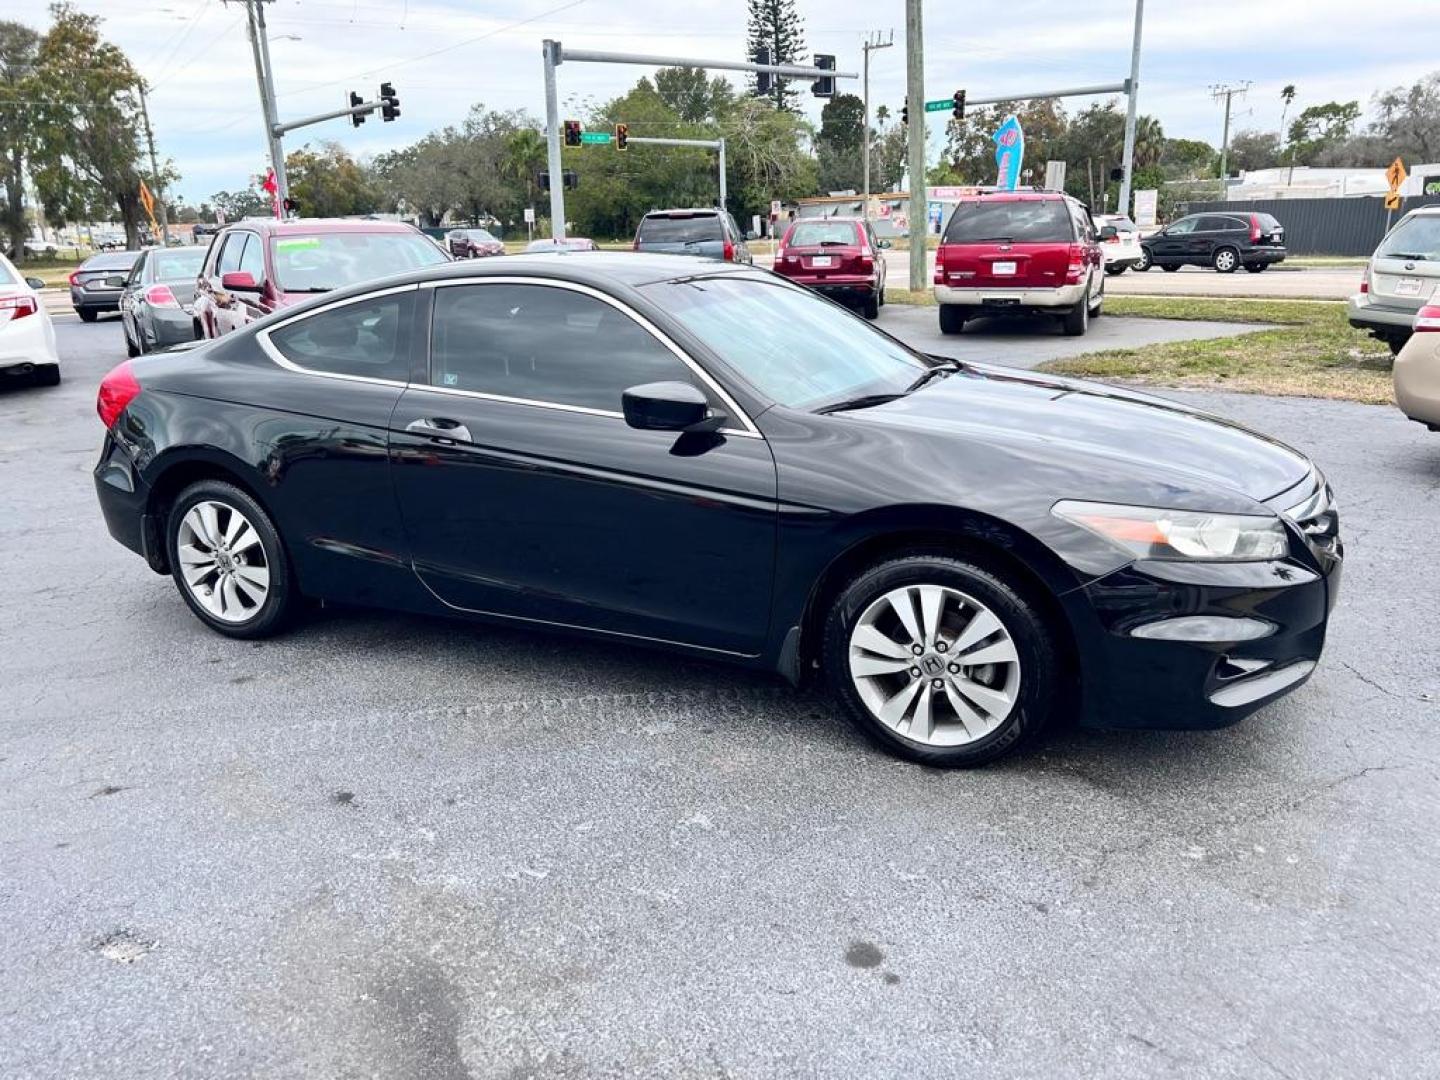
xmin=1394 ymin=304 xmax=1440 ymax=431
xmin=1348 ymin=205 xmax=1440 ymax=355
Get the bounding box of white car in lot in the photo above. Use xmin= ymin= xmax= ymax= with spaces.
xmin=1092 ymin=214 xmax=1144 ymax=275
xmin=0 ymin=253 xmax=60 ymax=387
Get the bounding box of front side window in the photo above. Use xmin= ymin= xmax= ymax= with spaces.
xmin=238 ymin=233 xmax=266 ymax=285
xmin=1165 ymin=217 xmax=1199 ymax=235
xmin=943 ymin=200 xmax=1073 ymax=244
xmin=430 ymin=284 xmax=694 ymax=412
xmin=643 ymin=275 xmax=925 ymax=411
xmin=216 ymin=234 xmax=246 ymax=276
xmin=268 ymin=291 xmax=415 ymax=382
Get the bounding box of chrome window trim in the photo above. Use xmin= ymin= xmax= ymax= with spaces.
xmin=423 ymin=275 xmax=763 ymax=439
xmin=254 ymin=283 xmax=421 ymax=389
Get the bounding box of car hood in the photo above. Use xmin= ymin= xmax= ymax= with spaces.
xmin=859 ymin=363 xmax=1311 ymax=505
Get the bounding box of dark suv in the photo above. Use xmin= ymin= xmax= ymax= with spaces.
xmin=633 ymin=208 xmax=753 ymax=263
xmin=1138 ymin=212 xmax=1287 ymax=274
xmin=934 ymin=190 xmax=1105 ymax=337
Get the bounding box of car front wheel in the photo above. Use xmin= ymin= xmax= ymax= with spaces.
xmin=1213 ymin=246 xmax=1240 ymax=273
xmin=166 ymin=480 xmax=295 ymax=639
xmin=822 ymin=555 xmax=1059 ymax=767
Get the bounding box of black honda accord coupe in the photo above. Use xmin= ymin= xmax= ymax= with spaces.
xmin=93 ymin=253 xmax=1342 ymax=766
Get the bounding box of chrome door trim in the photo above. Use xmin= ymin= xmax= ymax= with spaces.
xmin=253 ymin=282 xmax=420 ymax=389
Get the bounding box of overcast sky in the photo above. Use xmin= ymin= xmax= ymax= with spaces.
xmin=10 ymin=0 xmax=1438 ymax=204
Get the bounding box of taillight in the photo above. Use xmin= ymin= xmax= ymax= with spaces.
xmin=723 ymin=238 xmax=735 ymax=261
xmin=97 ymin=360 xmax=142 ymax=429
xmin=1065 ymin=246 xmax=1085 ymax=284
xmin=934 ymin=256 xmax=945 ymax=284
xmin=1249 ymin=215 xmax=1263 ymax=242
xmin=1360 ymin=273 xmax=1369 ymax=294
xmin=0 ymin=294 xmax=38 ymax=325
xmin=68 ymin=271 xmax=84 ymax=286
xmin=144 ymin=284 xmax=180 ymax=308
xmin=774 ymin=246 xmax=786 ymax=262
xmin=1415 ymin=305 xmax=1440 ymax=332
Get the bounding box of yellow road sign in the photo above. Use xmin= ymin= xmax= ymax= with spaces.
xmin=1386 ymin=157 xmax=1408 ymax=192
xmin=1385 ymin=191 xmax=1402 ymax=211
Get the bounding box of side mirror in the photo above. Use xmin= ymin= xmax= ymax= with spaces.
xmin=25 ymin=276 xmax=45 ymax=291
xmin=221 ymin=271 xmax=259 ymax=292
xmin=622 ymin=381 xmax=713 ymax=432
xmin=1097 ymin=225 xmax=1118 ymax=241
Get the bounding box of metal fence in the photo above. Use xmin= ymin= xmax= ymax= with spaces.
xmin=1176 ymin=194 xmax=1440 ymax=256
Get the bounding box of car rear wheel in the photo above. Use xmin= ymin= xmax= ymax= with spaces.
xmin=1134 ymin=248 xmax=1152 ymax=272
xmin=938 ymin=304 xmax=966 ymax=335
xmin=1389 ymin=336 xmax=1409 ymax=356
xmin=165 ymin=481 xmax=294 ymax=639
xmin=823 ymin=555 xmax=1058 ymax=767
xmin=1161 ymin=265 xmax=1179 ymax=273
xmin=1213 ymin=247 xmax=1240 ymax=273
xmin=862 ymin=293 xmax=880 ymax=319
xmin=1244 ymin=263 xmax=1266 ymax=273
xmin=1105 ymin=264 xmax=1126 ymax=276
xmin=1061 ymin=292 xmax=1090 ymax=336
xmin=78 ymin=308 xmax=98 ymax=323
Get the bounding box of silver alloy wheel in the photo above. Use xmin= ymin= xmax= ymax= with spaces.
xmin=848 ymin=584 xmax=1022 ymax=747
xmin=1215 ymin=248 xmax=1238 ymax=272
xmin=175 ymin=500 xmax=270 ymax=624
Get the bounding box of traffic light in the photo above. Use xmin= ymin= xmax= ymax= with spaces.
xmin=563 ymin=119 xmax=582 ymax=147
xmin=811 ymin=54 xmax=835 ymax=98
xmin=282 ymin=197 xmax=297 ymax=215
xmin=380 ymin=81 xmax=399 ymax=122
xmin=754 ymin=46 xmax=772 ymax=96
xmin=614 ymin=123 xmax=628 ymax=151
xmin=952 ymin=89 xmax=966 ymax=121
xmin=538 ymin=170 xmax=579 ymax=191
xmin=1109 ymin=166 xmax=1125 ymax=182
xmin=901 ymin=99 xmax=908 ymax=126
xmin=349 ymin=90 xmax=365 ymax=128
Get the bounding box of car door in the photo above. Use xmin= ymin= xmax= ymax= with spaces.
xmin=387 ymin=278 xmax=779 ymax=656
xmin=1150 ymin=216 xmax=1197 ymax=263
xmin=203 ymin=232 xmax=248 ymax=337
xmin=119 ymin=251 xmax=146 ymax=344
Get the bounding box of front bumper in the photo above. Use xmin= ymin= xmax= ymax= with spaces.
xmin=935 ymin=280 xmax=1086 ymax=311
xmin=1066 ymin=507 xmax=1342 ymax=730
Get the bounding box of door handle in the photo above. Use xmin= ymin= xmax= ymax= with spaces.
xmin=405 ymin=417 xmax=472 ymax=444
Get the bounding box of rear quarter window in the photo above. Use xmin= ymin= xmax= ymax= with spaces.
xmin=942 ymin=200 xmax=1074 ymax=244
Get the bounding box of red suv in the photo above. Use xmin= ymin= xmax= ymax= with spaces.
xmin=193 ymin=219 xmax=450 ymax=339
xmin=934 ymin=190 xmax=1104 ymax=337
xmin=773 ymin=217 xmax=889 ymax=318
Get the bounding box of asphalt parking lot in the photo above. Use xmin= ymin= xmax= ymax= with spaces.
xmin=3 ymin=313 xmax=1438 ymax=1079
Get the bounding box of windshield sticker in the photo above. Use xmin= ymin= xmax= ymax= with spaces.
xmin=275 ymin=237 xmax=322 ymax=251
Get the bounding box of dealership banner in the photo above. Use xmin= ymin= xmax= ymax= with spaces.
xmin=993 ymin=115 xmax=1025 ymax=191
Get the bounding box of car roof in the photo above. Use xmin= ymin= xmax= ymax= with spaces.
xmin=643 ymin=208 xmax=723 ymax=217
xmin=220 ymin=218 xmax=423 ymax=236
xmin=955 ymin=191 xmax=1072 ymax=203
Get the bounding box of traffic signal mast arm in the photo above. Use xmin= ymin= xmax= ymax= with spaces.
xmin=272 ymin=84 xmax=398 ymax=137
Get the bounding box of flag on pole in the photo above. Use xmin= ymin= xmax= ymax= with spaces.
xmin=261 ymin=168 xmax=281 ymax=219
xmin=992 ymin=115 xmax=1026 ymax=192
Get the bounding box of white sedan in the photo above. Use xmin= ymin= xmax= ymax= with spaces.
xmin=1093 ymin=214 xmax=1145 ymax=275
xmin=0 ymin=253 xmax=60 ymax=387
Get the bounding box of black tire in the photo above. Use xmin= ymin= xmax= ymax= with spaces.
xmin=1161 ymin=264 xmax=1179 ymax=273
xmin=1212 ymin=246 xmax=1240 ymax=274
xmin=164 ymin=480 xmax=295 ymax=639
xmin=1244 ymin=263 xmax=1266 ymax=273
xmin=1061 ymin=291 xmax=1090 ymax=336
xmin=1389 ymin=336 xmax=1408 ymax=356
xmin=124 ymin=325 xmax=139 ymax=358
xmin=1134 ymin=248 xmax=1152 ymax=272
xmin=78 ymin=308 xmax=98 ymax=323
xmin=1105 ymin=264 xmax=1126 ymax=276
xmin=862 ymin=292 xmax=880 ymax=319
xmin=938 ymin=304 xmax=966 ymax=335
xmin=821 ymin=554 xmax=1059 ymax=767
xmin=34 ymin=364 xmax=61 ymax=387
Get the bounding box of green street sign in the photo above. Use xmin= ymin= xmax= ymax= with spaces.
xmin=580 ymin=131 xmax=612 ymax=145
xmin=924 ymin=99 xmax=952 ymax=113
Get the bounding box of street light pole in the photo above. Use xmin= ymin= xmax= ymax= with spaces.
xmin=1116 ymin=0 xmax=1144 ymax=219
xmin=862 ymin=32 xmax=893 ymax=225
xmin=904 ymin=0 xmax=926 ymax=290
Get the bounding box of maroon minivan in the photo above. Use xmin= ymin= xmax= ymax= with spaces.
xmin=773 ymin=217 xmax=888 ymax=318
xmin=192 ymin=219 xmax=449 ymax=340
xmin=933 ymin=190 xmax=1104 ymax=337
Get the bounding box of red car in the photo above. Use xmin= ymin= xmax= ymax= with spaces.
xmin=193 ymin=219 xmax=450 ymax=339
xmin=933 ymin=190 xmax=1105 ymax=337
xmin=446 ymin=228 xmax=505 ymax=258
xmin=772 ymin=217 xmax=888 ymax=318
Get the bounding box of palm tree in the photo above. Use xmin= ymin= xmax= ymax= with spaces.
xmin=1279 ymin=84 xmax=1297 ymax=141
xmin=504 ymin=127 xmax=548 ymax=208
xmin=1132 ymin=115 xmax=1165 ymax=168
xmin=875 ymin=103 xmax=890 ymax=127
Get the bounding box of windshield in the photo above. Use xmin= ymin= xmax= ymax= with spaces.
xmin=788 ymin=221 xmax=860 ymax=247
xmin=943 ymin=200 xmax=1073 ymax=244
xmin=643 ymin=276 xmax=926 ymax=411
xmin=1376 ymin=216 xmax=1440 ymax=261
xmin=269 ymin=231 xmax=449 ymax=292
xmin=639 ymin=215 xmax=723 ymax=244
xmin=151 ymin=249 xmax=207 ymax=282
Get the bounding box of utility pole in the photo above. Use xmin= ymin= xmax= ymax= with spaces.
xmin=1115 ymin=0 xmax=1144 ymax=220
xmin=904 ymin=0 xmax=926 ymax=290
xmin=241 ymin=0 xmax=288 ymax=207
xmin=137 ymin=82 xmax=170 ymax=246
xmin=861 ymin=31 xmax=893 ymax=225
xmin=1211 ymin=81 xmax=1250 ymax=183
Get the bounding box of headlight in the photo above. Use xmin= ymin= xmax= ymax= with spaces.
xmin=1053 ymin=500 xmax=1288 ymax=562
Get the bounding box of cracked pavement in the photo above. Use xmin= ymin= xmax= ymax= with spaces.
xmin=1 ymin=315 xmax=1438 ymax=1079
